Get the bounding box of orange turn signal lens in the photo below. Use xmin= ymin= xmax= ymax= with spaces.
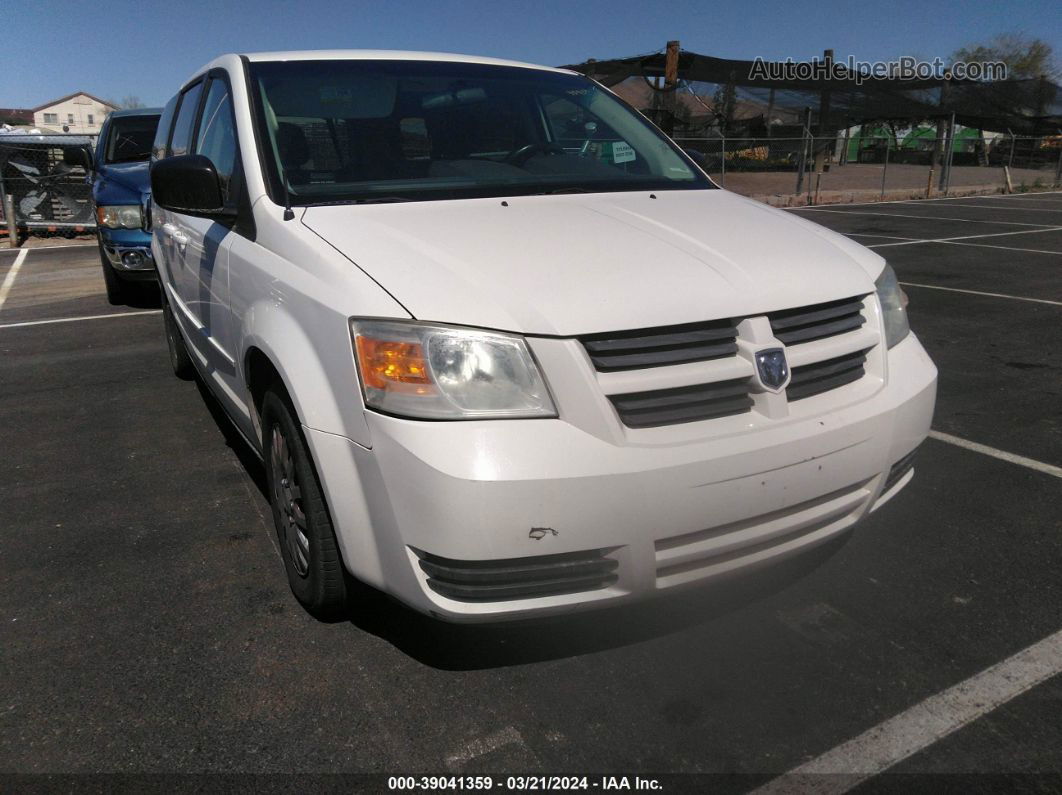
xmin=354 ymin=336 xmax=435 ymax=394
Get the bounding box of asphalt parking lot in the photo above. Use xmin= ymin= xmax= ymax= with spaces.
xmin=1 ymin=192 xmax=1060 ymax=791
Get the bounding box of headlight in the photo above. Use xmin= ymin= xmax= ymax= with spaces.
xmin=96 ymin=205 xmax=143 ymax=229
xmin=875 ymin=264 xmax=910 ymax=348
xmin=350 ymin=319 xmax=557 ymax=420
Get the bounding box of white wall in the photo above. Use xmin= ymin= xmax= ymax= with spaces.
xmin=34 ymin=95 xmax=115 ymax=134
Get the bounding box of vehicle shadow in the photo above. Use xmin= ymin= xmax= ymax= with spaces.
xmin=192 ymin=369 xmax=850 ymax=670
xmin=194 ymin=377 xmax=268 ymax=499
xmin=124 ymin=280 xmax=164 ymax=309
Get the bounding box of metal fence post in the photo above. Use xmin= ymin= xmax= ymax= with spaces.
xmin=720 ymin=135 xmax=726 ymax=186
xmin=3 ymin=194 xmax=16 ymax=248
xmin=940 ymin=112 xmax=955 ymax=194
xmin=880 ymin=136 xmax=890 ymax=201
xmin=795 ymin=108 xmax=811 ymax=196
xmin=1055 ymin=131 xmax=1062 ymax=186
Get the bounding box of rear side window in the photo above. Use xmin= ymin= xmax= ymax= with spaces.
xmin=195 ymin=77 xmax=239 ymax=204
xmin=151 ymin=95 xmax=179 ymax=160
xmin=168 ymin=81 xmax=204 ymax=158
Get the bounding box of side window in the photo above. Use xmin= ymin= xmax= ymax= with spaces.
xmin=194 ymin=77 xmax=239 ymax=203
xmin=151 ymin=95 xmax=180 ymax=160
xmin=168 ymin=81 xmax=204 ymax=158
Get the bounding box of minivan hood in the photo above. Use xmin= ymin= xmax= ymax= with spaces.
xmin=302 ymin=190 xmax=885 ymax=336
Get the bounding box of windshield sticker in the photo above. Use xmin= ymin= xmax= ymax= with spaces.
xmin=610 ymin=141 xmax=636 ymax=164
xmin=320 ymin=86 xmax=354 ymax=105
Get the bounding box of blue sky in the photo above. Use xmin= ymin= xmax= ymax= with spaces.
xmin=6 ymin=0 xmax=1060 ymax=107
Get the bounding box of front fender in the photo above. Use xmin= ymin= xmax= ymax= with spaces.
xmin=240 ymin=299 xmax=371 ymax=448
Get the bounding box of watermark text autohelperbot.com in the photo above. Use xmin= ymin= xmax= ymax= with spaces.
xmin=749 ymin=56 xmax=1007 ymax=83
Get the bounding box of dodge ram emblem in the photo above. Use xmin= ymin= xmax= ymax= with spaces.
xmin=755 ymin=348 xmax=790 ymax=392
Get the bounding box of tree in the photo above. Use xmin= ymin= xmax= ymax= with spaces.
xmin=119 ymin=95 xmax=146 ymax=109
xmin=951 ymin=33 xmax=1058 ymax=80
xmin=712 ymin=76 xmax=737 ymax=136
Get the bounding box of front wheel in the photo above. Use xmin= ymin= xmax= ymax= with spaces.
xmin=262 ymin=387 xmax=348 ymax=617
xmin=98 ymin=242 xmax=130 ymax=306
xmin=162 ymin=300 xmax=194 ymax=380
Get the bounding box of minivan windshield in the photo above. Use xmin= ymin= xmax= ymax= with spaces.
xmin=104 ymin=115 xmax=160 ymax=164
xmin=248 ymin=59 xmax=713 ymax=204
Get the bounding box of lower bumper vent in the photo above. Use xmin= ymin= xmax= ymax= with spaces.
xmin=884 ymin=447 xmax=918 ymax=492
xmin=415 ymin=548 xmax=619 ymax=602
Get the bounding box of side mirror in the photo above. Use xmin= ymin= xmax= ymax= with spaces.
xmin=63 ymin=145 xmax=93 ymax=171
xmin=683 ymin=148 xmax=707 ymax=165
xmin=150 ymin=154 xmax=233 ymax=218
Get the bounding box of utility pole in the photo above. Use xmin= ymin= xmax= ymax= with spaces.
xmin=661 ymin=40 xmax=680 ymax=137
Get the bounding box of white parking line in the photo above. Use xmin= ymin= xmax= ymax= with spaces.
xmin=845 ymin=233 xmax=923 ymax=242
xmin=753 ymin=628 xmax=1062 ymax=794
xmin=928 ymin=431 xmax=1062 ymax=478
xmin=791 ymin=208 xmax=1058 ymax=228
xmin=934 ymin=240 xmax=1062 ymax=256
xmin=932 ymin=203 xmax=1062 ymax=213
xmin=0 ymin=248 xmax=29 ymax=312
xmin=867 ymin=226 xmax=1062 ymax=248
xmin=901 ymin=282 xmax=1062 ymax=307
xmin=1 ymin=243 xmax=95 ymax=252
xmin=0 ymin=309 xmax=161 ymax=330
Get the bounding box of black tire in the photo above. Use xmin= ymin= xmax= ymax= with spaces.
xmin=162 ymin=300 xmax=195 ymax=380
xmin=98 ymin=241 xmax=130 ymax=306
xmin=262 ymin=387 xmax=348 ymax=617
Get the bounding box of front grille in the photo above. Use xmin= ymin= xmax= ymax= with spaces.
xmin=768 ymin=296 xmax=866 ymax=345
xmin=579 ymin=319 xmax=738 ymax=372
xmin=609 ymin=378 xmax=753 ymax=428
xmin=788 ymin=348 xmax=869 ymax=401
xmin=884 ymin=447 xmax=918 ymax=492
xmin=415 ymin=548 xmax=618 ymax=602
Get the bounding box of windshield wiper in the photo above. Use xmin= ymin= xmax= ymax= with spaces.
xmin=535 ymin=187 xmax=590 ymax=195
xmin=305 ymin=196 xmax=413 ymax=207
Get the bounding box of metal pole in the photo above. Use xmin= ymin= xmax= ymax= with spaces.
xmin=1007 ymin=129 xmax=1015 ymax=169
xmin=720 ymin=135 xmax=726 ymax=186
xmin=795 ymin=107 xmax=811 ymax=195
xmin=1055 ymin=130 xmax=1062 ymax=186
xmin=880 ymin=136 xmax=890 ymax=200
xmin=940 ymin=112 xmax=955 ymax=193
xmin=3 ymin=194 xmax=16 ymax=248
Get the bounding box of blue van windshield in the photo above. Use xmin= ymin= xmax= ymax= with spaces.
xmin=104 ymin=115 xmax=161 ymax=164
xmin=248 ymin=59 xmax=712 ymax=204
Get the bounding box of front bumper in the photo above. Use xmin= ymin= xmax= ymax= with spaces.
xmin=99 ymin=227 xmax=155 ymax=275
xmin=308 ymin=334 xmax=937 ymax=623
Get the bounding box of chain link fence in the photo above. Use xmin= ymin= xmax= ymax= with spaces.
xmin=0 ymin=133 xmax=97 ymax=238
xmin=675 ymin=133 xmax=1062 ymax=203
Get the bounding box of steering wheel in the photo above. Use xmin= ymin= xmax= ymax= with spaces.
xmin=505 ymin=142 xmax=565 ymax=165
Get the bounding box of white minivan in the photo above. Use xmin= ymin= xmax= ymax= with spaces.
xmin=150 ymin=50 xmax=936 ymax=622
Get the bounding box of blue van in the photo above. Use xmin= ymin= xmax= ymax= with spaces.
xmin=81 ymin=108 xmax=162 ymax=303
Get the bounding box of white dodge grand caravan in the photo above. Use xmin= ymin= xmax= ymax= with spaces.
xmin=149 ymin=50 xmax=937 ymax=622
